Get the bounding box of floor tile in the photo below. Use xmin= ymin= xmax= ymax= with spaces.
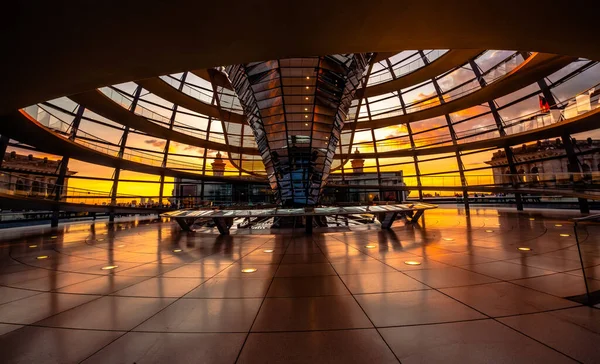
xmin=0 ymin=323 xmax=23 ymax=336
xmin=136 ymin=298 xmax=262 ymax=332
xmin=267 ymin=276 xmax=350 ymax=297
xmin=112 ymin=277 xmax=206 ymax=297
xmin=82 ymin=332 xmax=246 ymax=364
xmin=340 ymin=271 xmax=428 ymax=294
xmin=252 ymin=295 xmax=372 ymax=331
xmin=500 ymin=309 xmax=600 ymax=363
xmin=114 ymin=263 xmax=183 ymax=276
xmin=441 ymin=282 xmax=578 ymax=317
xmin=380 ymin=319 xmax=574 ymax=363
xmin=161 ymin=264 xmax=231 ymax=278
xmin=355 ymin=290 xmax=484 ymax=327
xmin=0 ymin=286 xmax=39 ymax=305
xmin=280 ymin=253 xmax=330 ymax=264
xmin=213 ymin=264 xmax=278 ymax=279
xmin=0 ymin=326 xmax=122 ymax=364
xmin=184 ymin=278 xmax=271 ymax=298
xmin=511 ymin=273 xmax=600 ymax=298
xmin=464 ymin=261 xmax=556 ymax=281
xmin=237 ymin=329 xmax=398 ymax=364
xmin=0 ymin=292 xmax=99 ymax=325
xmin=404 ymin=266 xmax=499 ymax=288
xmin=55 ymin=275 xmax=149 ymax=295
xmin=10 ymin=272 xmax=98 ymax=291
xmin=330 ymin=260 xmax=396 ymax=275
xmin=275 ymin=263 xmax=337 ymax=277
xmin=38 ymin=296 xmax=175 ymax=330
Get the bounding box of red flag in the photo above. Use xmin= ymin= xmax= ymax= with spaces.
xmin=539 ymin=95 xmax=550 ymax=113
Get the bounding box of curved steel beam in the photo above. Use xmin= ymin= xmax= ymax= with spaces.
xmin=351 ymin=53 xmax=575 ymax=130
xmin=136 ymin=77 xmax=245 ymax=123
xmin=359 ymin=49 xmax=485 ymax=98
xmin=191 ymin=69 xmax=233 ymax=91
xmin=68 ymin=90 xmax=258 ymax=155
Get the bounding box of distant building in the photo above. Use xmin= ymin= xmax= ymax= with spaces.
xmin=485 ymin=138 xmax=600 ymax=185
xmin=0 ymin=152 xmax=76 ymax=197
xmin=211 ymin=152 xmax=226 ymax=176
xmin=326 ymin=149 xmax=407 ymax=203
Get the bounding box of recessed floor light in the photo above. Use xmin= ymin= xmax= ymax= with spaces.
xmin=263 ymin=249 xmax=274 ymax=253
xmin=365 ymin=244 xmax=376 ymax=249
xmin=173 ymin=249 xmax=182 ymax=253
xmin=241 ymin=268 xmax=257 ymax=273
xmin=555 ymin=224 xmax=563 ymax=227
xmin=559 ymin=234 xmax=570 ymax=237
xmin=442 ymin=238 xmax=454 ymax=241
xmin=517 ymin=247 xmax=532 ymax=251
xmin=29 ymin=245 xmax=38 ymax=248
xmin=101 ymin=265 xmax=118 ymax=270
xmin=404 ymin=261 xmax=421 ymax=266
xmin=36 ymin=255 xmax=48 ymax=260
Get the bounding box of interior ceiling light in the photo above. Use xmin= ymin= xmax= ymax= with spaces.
xmin=529 ymin=218 xmax=535 ymax=221
xmin=263 ymin=249 xmax=274 ymax=253
xmin=306 ymin=76 xmax=310 ymax=79
xmin=101 ymin=265 xmax=118 ymax=270
xmin=117 ymin=244 xmax=126 ymax=248
xmin=36 ymin=255 xmax=48 ymax=259
xmin=442 ymin=238 xmax=454 ymax=241
xmin=559 ymin=234 xmax=570 ymax=237
xmin=485 ymin=230 xmax=493 ymax=233
xmin=404 ymin=261 xmax=421 ymax=266
xmin=50 ymin=236 xmax=57 ymax=239
xmin=365 ymin=244 xmax=376 ymax=249
xmin=517 ymin=247 xmax=532 ymax=251
xmin=305 ymin=97 xmax=309 ymax=100
xmin=173 ymin=249 xmax=183 ymax=252
xmin=241 ymin=268 xmax=257 ymax=273
xmin=29 ymin=245 xmax=38 ymax=248
xmin=555 ymin=224 xmax=563 ymax=227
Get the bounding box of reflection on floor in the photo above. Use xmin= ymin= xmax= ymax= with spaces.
xmin=0 ymin=208 xmax=598 ymax=363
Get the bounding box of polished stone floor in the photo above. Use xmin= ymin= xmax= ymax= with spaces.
xmin=0 ymin=208 xmax=599 ymax=363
